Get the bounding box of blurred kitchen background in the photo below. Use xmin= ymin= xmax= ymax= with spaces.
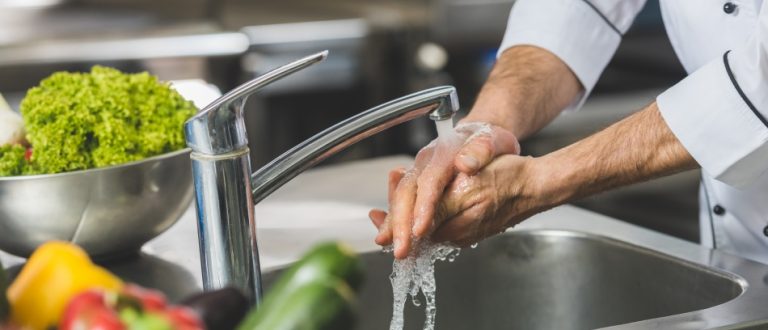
xmin=0 ymin=0 xmax=698 ymax=242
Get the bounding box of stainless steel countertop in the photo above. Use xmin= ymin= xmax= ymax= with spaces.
xmin=0 ymin=156 xmax=634 ymax=289
xmin=0 ymin=0 xmax=426 ymax=67
xmin=2 ymin=156 xmax=768 ymax=328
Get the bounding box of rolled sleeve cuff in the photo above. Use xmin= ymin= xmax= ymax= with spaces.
xmin=657 ymin=58 xmax=768 ymax=187
xmin=498 ymin=0 xmax=622 ymax=112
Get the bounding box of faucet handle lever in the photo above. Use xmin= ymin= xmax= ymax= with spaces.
xmin=184 ymin=51 xmax=328 ymax=155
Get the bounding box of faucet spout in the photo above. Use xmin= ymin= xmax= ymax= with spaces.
xmin=185 ymin=51 xmax=328 ymax=155
xmin=185 ymin=50 xmax=461 ymax=305
xmin=251 ymin=86 xmax=459 ymax=204
xmin=184 ymin=51 xmax=327 ymax=304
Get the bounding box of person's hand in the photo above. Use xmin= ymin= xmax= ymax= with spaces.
xmin=430 ymin=155 xmax=551 ymax=246
xmin=372 ymin=154 xmax=557 ymax=248
xmin=369 ymin=122 xmax=520 ymax=258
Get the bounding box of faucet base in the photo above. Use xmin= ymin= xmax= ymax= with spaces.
xmin=191 ymin=148 xmax=262 ymax=303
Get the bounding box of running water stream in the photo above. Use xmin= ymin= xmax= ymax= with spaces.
xmin=388 ymin=119 xmax=463 ymax=330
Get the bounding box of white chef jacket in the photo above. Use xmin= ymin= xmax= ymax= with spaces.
xmin=498 ymin=0 xmax=768 ymax=263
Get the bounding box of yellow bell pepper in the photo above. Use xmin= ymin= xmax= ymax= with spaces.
xmin=7 ymin=241 xmax=123 ymax=330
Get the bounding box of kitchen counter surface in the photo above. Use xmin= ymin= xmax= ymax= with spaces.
xmin=5 ymin=155 xmax=768 ymax=328
xmin=0 ymin=156 xmax=729 ymax=301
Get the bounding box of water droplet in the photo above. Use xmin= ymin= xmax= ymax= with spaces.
xmin=389 ymin=120 xmax=467 ymax=330
xmin=412 ymin=296 xmax=422 ymax=307
xmin=389 ymin=238 xmax=462 ymax=330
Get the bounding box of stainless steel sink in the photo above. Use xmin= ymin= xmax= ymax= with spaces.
xmin=4 ymin=157 xmax=767 ymax=329
xmin=263 ymin=230 xmax=768 ymax=330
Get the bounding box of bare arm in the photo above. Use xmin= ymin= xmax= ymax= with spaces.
xmin=374 ymin=45 xmax=585 ymax=259
xmin=531 ymin=102 xmax=698 ymax=207
xmin=463 ymin=45 xmax=583 ymax=139
xmin=432 ymin=102 xmax=699 ymax=245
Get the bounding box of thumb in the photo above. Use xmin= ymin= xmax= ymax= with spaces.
xmin=455 ymin=127 xmax=519 ymax=175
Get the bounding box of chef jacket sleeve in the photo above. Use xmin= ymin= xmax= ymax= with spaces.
xmin=498 ymin=0 xmax=648 ymax=112
xmin=657 ymin=6 xmax=768 ymax=187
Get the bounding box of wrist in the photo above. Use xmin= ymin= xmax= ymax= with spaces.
xmin=460 ymin=83 xmax=522 ymax=135
xmin=525 ymin=153 xmax=578 ymax=208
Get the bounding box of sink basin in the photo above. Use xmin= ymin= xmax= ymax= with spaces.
xmin=263 ymin=230 xmax=768 ymax=330
xmin=5 ymin=156 xmax=767 ymax=329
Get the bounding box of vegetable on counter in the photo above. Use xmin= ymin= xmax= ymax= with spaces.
xmin=6 ymin=241 xmax=207 ymax=330
xmin=2 ymin=241 xmax=363 ymax=330
xmin=60 ymin=285 xmax=204 ymax=330
xmin=7 ymin=241 xmax=123 ymax=330
xmin=239 ymin=278 xmax=356 ymax=330
xmin=237 ymin=242 xmax=364 ymax=330
xmin=0 ymin=66 xmax=197 ymax=176
xmin=0 ymin=145 xmax=28 ymax=177
xmin=59 ymin=290 xmax=124 ymax=330
xmin=180 ymin=287 xmax=249 ymax=330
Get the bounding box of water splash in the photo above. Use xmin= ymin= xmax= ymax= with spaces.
xmin=389 ymin=239 xmax=460 ymax=330
xmin=388 ymin=117 xmax=465 ymax=330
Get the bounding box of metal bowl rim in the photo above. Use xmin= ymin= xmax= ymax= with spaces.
xmin=0 ymin=148 xmax=191 ymax=181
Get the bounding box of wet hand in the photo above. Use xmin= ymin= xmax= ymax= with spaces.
xmin=430 ymin=155 xmax=548 ymax=246
xmin=369 ymin=122 xmax=519 ymax=258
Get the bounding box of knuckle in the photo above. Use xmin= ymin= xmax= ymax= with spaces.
xmin=465 ymin=140 xmax=493 ymax=159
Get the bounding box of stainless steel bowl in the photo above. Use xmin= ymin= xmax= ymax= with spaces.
xmin=0 ymin=148 xmax=193 ymax=259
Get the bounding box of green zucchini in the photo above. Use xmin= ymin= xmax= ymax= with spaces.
xmin=0 ymin=259 xmax=8 ymax=321
xmin=237 ymin=278 xmax=356 ymax=330
xmin=268 ymin=242 xmax=363 ymax=294
xmin=236 ymin=241 xmax=363 ymax=330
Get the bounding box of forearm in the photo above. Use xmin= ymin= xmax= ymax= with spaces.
xmin=529 ymin=102 xmax=698 ymax=206
xmin=463 ymin=45 xmax=583 ymax=139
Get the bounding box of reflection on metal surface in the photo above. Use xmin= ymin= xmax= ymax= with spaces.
xmin=241 ymin=19 xmax=369 ymax=46
xmin=0 ymin=32 xmax=249 ymax=66
xmin=0 ymin=0 xmax=63 ymax=8
xmin=185 ymin=51 xmax=329 ymax=303
xmin=263 ymin=230 xmax=768 ymax=330
xmin=250 ymin=86 xmax=457 ymax=204
xmin=4 ymin=153 xmax=768 ymax=328
xmin=0 ymin=149 xmax=193 ymax=259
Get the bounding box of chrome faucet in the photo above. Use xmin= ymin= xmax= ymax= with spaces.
xmin=184 ymin=51 xmax=459 ymax=303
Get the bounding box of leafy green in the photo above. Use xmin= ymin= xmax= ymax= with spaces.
xmin=13 ymin=66 xmax=196 ymax=175
xmin=0 ymin=144 xmax=26 ymax=176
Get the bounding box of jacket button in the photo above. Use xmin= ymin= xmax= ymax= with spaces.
xmin=763 ymin=225 xmax=768 ymax=237
xmin=713 ymin=205 xmax=726 ymax=215
xmin=723 ymin=2 xmax=737 ymax=14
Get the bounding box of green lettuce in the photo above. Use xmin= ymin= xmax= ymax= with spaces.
xmin=11 ymin=66 xmax=196 ymax=175
xmin=0 ymin=144 xmax=26 ymax=176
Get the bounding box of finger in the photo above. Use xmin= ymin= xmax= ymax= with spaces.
xmin=386 ymin=146 xmax=433 ymax=258
xmin=455 ymin=136 xmax=494 ymax=175
xmin=455 ymin=128 xmax=520 ymax=175
xmin=370 ymin=168 xmax=405 ymax=247
xmin=412 ymin=143 xmax=436 ymax=174
xmin=369 ymin=209 xmax=387 ymax=230
xmin=390 ymin=174 xmax=418 ymax=259
xmin=493 ymin=127 xmax=521 ymax=156
xmin=388 ymin=167 xmax=407 ymax=205
xmin=412 ymin=156 xmax=457 ymax=238
xmin=369 ymin=209 xmax=394 ymax=246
